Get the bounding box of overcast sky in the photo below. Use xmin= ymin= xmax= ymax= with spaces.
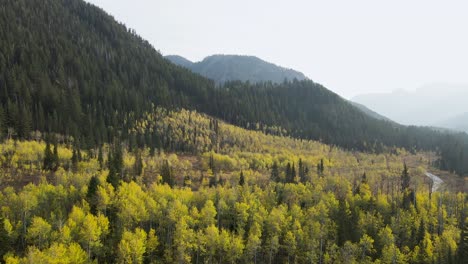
xmin=85 ymin=0 xmax=468 ymax=99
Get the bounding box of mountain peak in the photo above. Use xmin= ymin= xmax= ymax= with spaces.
xmin=164 ymin=55 xmax=194 ymax=68
xmin=165 ymin=54 xmax=307 ymax=84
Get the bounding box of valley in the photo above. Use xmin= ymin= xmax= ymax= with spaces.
xmin=0 ymin=0 xmax=466 ymax=263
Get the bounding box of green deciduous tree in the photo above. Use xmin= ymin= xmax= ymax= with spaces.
xmin=118 ymin=228 xmax=147 ymax=264
xmin=26 ymin=216 xmax=52 ymax=249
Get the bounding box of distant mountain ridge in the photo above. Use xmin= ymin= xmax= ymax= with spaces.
xmin=349 ymin=102 xmax=393 ymax=122
xmin=165 ymin=55 xmax=194 ymax=68
xmin=167 ymin=54 xmax=393 ymax=122
xmin=352 ymin=84 xmax=468 ymax=127
xmin=165 ymin=54 xmax=307 ymax=84
xmin=437 ymin=112 xmax=468 ymax=133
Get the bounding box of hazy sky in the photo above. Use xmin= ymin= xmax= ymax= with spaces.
xmin=85 ymin=0 xmax=468 ymax=99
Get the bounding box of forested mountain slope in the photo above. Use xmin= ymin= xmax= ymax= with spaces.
xmin=0 ymin=0 xmax=215 ymax=144
xmin=165 ymin=54 xmax=307 ymax=84
xmin=0 ymin=108 xmax=466 ymax=263
xmin=0 ymin=1 xmax=466 ymax=262
xmin=165 ymin=54 xmax=393 ymax=123
xmin=0 ymin=0 xmax=467 ymax=176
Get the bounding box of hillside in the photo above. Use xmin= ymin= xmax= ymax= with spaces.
xmin=0 ymin=0 xmax=467 ymax=263
xmin=165 ymin=54 xmax=307 ymax=84
xmin=165 ymin=54 xmax=393 ymax=124
xmin=164 ymin=55 xmax=194 ymax=68
xmin=0 ymin=108 xmax=465 ymax=262
xmin=0 ymin=0 xmax=467 ymax=177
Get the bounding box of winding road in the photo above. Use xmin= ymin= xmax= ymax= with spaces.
xmin=425 ymin=172 xmax=444 ymax=192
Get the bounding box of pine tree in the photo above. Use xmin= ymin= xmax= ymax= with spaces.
xmin=239 ymin=171 xmax=245 ymax=186
xmin=401 ymin=162 xmax=410 ymax=191
xmin=415 ymin=219 xmax=426 ymax=247
xmin=161 ymin=160 xmax=173 ymax=187
xmin=285 ymin=162 xmax=292 ymax=183
xmin=134 ymin=151 xmax=143 ymax=177
xmin=43 ymin=140 xmax=53 ymax=171
xmin=36 ymin=103 xmax=45 ymax=131
xmin=336 ymin=199 xmax=353 ymax=246
xmin=298 ymin=159 xmax=303 ymax=177
xmin=0 ymin=105 xmax=5 ymax=139
xmin=457 ymin=149 xmax=465 ymax=176
xmin=71 ymin=148 xmax=79 ymax=172
xmin=298 ymin=158 xmax=308 ymax=183
xmin=209 ymin=154 xmax=215 ymax=173
xmin=106 ymin=144 xmax=124 ymax=189
xmin=86 ymin=176 xmax=100 ymax=215
xmin=113 ymin=144 xmax=123 ymax=176
xmin=209 ymin=173 xmax=218 ymax=188
xmin=52 ymin=141 xmax=59 ymax=171
xmin=18 ymin=104 xmax=32 ymax=138
xmin=77 ymin=148 xmax=82 ymax=162
xmin=106 ymin=151 xmax=118 ymax=189
xmin=361 ymin=172 xmax=368 ymax=184
xmin=401 ymin=163 xmax=414 ymax=209
xmin=149 ymin=145 xmax=155 ymax=157
xmin=290 ymin=163 xmax=296 ymax=183
xmin=317 ymin=159 xmax=325 ymax=177
xmin=98 ymin=146 xmax=103 ymax=169
xmin=271 ymin=161 xmax=280 ymax=182
xmin=320 ymin=159 xmax=324 ymax=174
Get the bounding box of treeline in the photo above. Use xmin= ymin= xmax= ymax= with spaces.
xmin=0 ymin=0 xmax=467 ymax=176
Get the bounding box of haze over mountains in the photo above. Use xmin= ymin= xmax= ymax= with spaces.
xmin=165 ymin=54 xmax=307 ymax=84
xmin=437 ymin=112 xmax=468 ymax=133
xmin=166 ymin=53 xmax=468 ymax=134
xmin=353 ymin=83 xmax=468 ymax=132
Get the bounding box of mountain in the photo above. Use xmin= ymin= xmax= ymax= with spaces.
xmin=165 ymin=54 xmax=307 ymax=84
xmin=0 ymin=0 xmax=216 ymax=142
xmin=166 ymin=54 xmax=393 ymax=123
xmin=352 ymin=84 xmax=468 ymax=126
xmin=165 ymin=55 xmax=194 ymax=68
xmin=166 ymin=54 xmax=392 ymax=122
xmin=349 ymin=101 xmax=392 ymax=122
xmin=0 ymin=0 xmax=467 ymax=176
xmin=0 ymin=1 xmax=466 ymax=263
xmin=437 ymin=112 xmax=468 ymax=133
